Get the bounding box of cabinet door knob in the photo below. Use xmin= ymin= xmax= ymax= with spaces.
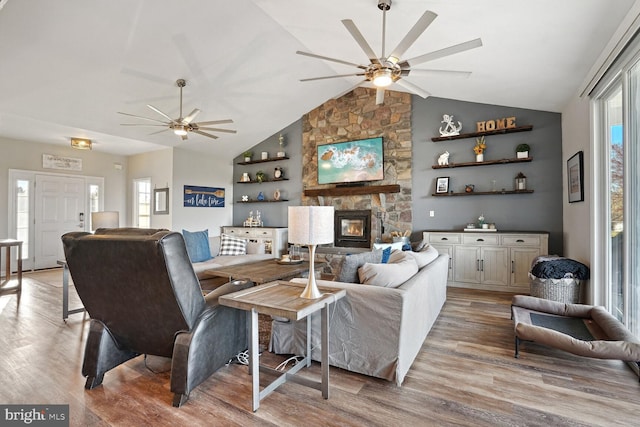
xmin=511 ymin=260 xmax=515 ymax=273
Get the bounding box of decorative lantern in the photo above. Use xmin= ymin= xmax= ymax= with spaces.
xmin=515 ymin=172 xmax=527 ymax=191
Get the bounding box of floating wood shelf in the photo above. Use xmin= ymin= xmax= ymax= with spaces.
xmin=236 ymin=199 xmax=289 ymax=203
xmin=237 ymin=178 xmax=289 ymax=184
xmin=431 ymin=125 xmax=533 ymax=142
xmin=432 ymin=190 xmax=534 ymax=197
xmin=237 ymin=156 xmax=289 ymax=165
xmin=304 ymin=184 xmax=401 ymax=197
xmin=432 ymin=157 xmax=532 ymax=169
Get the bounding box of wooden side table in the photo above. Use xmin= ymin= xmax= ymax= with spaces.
xmin=219 ymin=280 xmax=346 ymax=411
xmin=0 ymin=239 xmax=23 ymax=292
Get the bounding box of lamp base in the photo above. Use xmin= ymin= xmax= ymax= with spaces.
xmin=299 ymin=244 xmax=322 ymax=299
xmin=300 ymin=274 xmax=322 ymax=299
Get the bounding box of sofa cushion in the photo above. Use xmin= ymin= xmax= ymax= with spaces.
xmin=337 ymin=249 xmax=384 ymax=283
xmin=411 ymin=239 xmax=429 ymax=252
xmin=358 ymin=251 xmax=419 ymax=288
xmin=219 ymin=233 xmax=247 ymax=256
xmin=182 ymin=229 xmax=212 ymax=262
xmin=406 ymin=245 xmax=439 ymax=268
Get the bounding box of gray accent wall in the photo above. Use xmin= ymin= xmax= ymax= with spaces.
xmin=232 ymin=120 xmax=303 ymax=227
xmin=411 ymin=96 xmax=563 ymax=255
xmin=231 ymin=95 xmax=564 ymax=255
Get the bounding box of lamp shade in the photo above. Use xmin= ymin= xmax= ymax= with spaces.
xmin=288 ymin=206 xmax=334 ymax=245
xmin=91 ymin=211 xmax=119 ymax=231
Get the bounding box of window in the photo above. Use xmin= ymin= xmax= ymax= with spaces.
xmin=16 ymin=179 xmax=30 ymax=260
xmin=592 ymin=38 xmax=640 ymax=341
xmin=133 ymin=178 xmax=151 ymax=228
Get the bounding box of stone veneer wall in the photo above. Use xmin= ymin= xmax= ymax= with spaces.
xmin=301 ymin=87 xmax=413 ymax=276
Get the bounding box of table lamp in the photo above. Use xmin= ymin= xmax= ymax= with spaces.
xmin=288 ymin=206 xmax=334 ymax=299
xmin=91 ymin=211 xmax=119 ymax=231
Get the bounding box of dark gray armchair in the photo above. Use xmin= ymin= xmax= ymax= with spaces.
xmin=61 ymin=229 xmax=248 ymax=407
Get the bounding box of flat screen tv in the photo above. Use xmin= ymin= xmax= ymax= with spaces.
xmin=317 ymin=137 xmax=384 ymax=185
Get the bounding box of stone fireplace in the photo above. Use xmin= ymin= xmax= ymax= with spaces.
xmin=299 ymin=87 xmax=413 ymax=275
xmin=334 ymin=210 xmax=371 ymax=248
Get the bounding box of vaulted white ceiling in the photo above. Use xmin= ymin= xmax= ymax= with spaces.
xmin=0 ymin=0 xmax=634 ymax=158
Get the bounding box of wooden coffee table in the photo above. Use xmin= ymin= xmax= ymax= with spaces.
xmin=219 ymin=280 xmax=346 ymax=411
xmin=204 ymin=258 xmax=326 ymax=285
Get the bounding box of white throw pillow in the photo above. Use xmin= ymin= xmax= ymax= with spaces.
xmin=357 ymin=251 xmax=419 ymax=288
xmin=406 ymin=245 xmax=439 ymax=268
xmin=219 ymin=234 xmax=247 ymax=256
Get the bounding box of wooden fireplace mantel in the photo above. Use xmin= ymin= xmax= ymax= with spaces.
xmin=303 ymin=184 xmax=401 ymax=197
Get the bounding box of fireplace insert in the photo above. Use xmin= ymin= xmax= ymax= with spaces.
xmin=334 ymin=210 xmax=371 ymax=248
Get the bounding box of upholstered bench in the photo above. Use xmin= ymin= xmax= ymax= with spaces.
xmin=511 ymin=295 xmax=640 ymax=369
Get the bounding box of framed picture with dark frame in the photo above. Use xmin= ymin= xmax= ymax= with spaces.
xmin=435 ymin=176 xmax=450 ymax=194
xmin=567 ymin=151 xmax=584 ymax=203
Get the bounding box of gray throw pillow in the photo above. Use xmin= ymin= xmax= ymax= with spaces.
xmin=336 ymin=249 xmax=383 ymax=283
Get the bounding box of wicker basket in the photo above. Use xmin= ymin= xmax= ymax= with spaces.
xmin=529 ymin=273 xmax=582 ymax=304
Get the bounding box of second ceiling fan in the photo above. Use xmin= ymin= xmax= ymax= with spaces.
xmin=297 ymin=0 xmax=483 ymax=104
xmin=119 ymin=79 xmax=236 ymax=140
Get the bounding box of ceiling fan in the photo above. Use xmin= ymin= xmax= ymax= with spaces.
xmin=118 ymin=79 xmax=236 ymax=140
xmin=297 ymin=0 xmax=483 ymax=105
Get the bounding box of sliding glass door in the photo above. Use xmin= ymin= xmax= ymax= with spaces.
xmin=594 ymin=49 xmax=640 ymax=339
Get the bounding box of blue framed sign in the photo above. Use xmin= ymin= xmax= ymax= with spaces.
xmin=183 ymin=185 xmax=225 ymax=207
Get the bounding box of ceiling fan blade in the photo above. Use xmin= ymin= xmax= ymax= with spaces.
xmin=395 ymin=78 xmax=431 ymax=98
xmin=117 ymin=112 xmax=170 ymax=125
xmin=400 ymin=38 xmax=483 ymax=68
xmin=147 ymin=104 xmax=177 ymax=123
xmin=341 ymin=19 xmax=380 ymax=65
xmin=183 ymin=108 xmax=201 ymax=124
xmin=196 ymin=127 xmax=237 ymax=134
xmin=402 ymin=69 xmax=472 ymax=78
xmin=192 ymin=130 xmax=219 ymax=139
xmin=375 ymin=88 xmax=385 ymax=105
xmin=195 ymin=119 xmax=234 ymax=126
xmin=331 ymin=80 xmax=367 ymax=100
xmin=120 ymin=123 xmax=168 ymax=127
xmin=301 ymin=73 xmax=365 ymax=82
xmin=388 ymin=11 xmax=438 ymax=62
xmin=296 ymin=51 xmax=366 ymax=69
xmin=149 ymin=128 xmax=171 ymax=136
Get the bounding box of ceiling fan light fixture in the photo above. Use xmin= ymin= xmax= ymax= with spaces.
xmin=174 ymin=125 xmax=188 ymax=136
xmin=70 ymin=138 xmax=92 ymax=150
xmin=372 ymin=69 xmax=393 ymax=87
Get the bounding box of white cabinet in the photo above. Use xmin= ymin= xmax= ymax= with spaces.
xmin=222 ymin=227 xmax=288 ymax=258
xmin=424 ymin=231 xmax=548 ymax=292
xmin=453 ymin=245 xmax=509 ymax=288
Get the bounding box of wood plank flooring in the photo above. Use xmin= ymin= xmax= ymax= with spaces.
xmin=1 ymin=270 xmax=638 ymax=426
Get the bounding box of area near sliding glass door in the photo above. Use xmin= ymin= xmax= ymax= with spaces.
xmin=591 ymin=37 xmax=640 ymax=343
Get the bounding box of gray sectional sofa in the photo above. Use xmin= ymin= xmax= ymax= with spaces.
xmin=270 ymin=249 xmax=449 ymax=385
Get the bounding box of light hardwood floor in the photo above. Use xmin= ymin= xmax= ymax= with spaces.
xmin=1 ymin=270 xmax=638 ymax=426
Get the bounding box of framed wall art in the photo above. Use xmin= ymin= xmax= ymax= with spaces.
xmin=183 ymin=185 xmax=225 ymax=207
xmin=435 ymin=176 xmax=450 ymax=194
xmin=567 ymin=151 xmax=584 ymax=203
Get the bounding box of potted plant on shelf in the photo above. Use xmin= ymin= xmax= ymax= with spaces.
xmin=473 ymin=136 xmax=487 ymax=162
xmin=255 ymin=170 xmax=266 ymax=183
xmin=243 ymin=151 xmax=253 ymax=162
xmin=516 ymin=144 xmax=530 ymax=159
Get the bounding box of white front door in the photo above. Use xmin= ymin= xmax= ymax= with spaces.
xmin=34 ymin=175 xmax=86 ymax=269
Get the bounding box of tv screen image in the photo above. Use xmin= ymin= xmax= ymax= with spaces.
xmin=317 ymin=137 xmax=384 ymax=184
